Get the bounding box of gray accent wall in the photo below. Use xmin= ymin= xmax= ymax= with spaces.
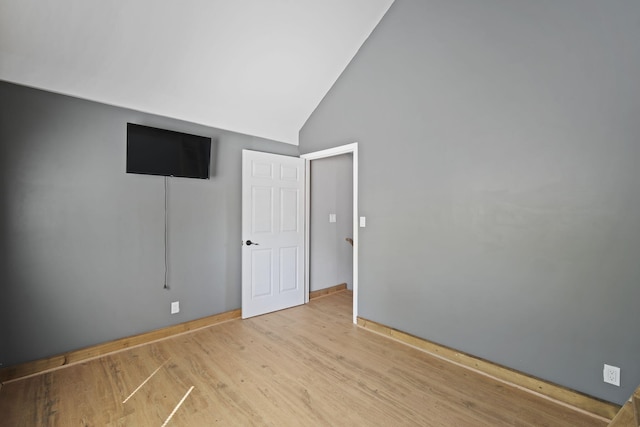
xmin=310 ymin=154 xmax=353 ymax=291
xmin=299 ymin=0 xmax=640 ymax=404
xmin=0 ymin=81 xmax=298 ymax=368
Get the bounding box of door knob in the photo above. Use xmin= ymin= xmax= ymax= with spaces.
xmin=245 ymin=240 xmax=259 ymax=246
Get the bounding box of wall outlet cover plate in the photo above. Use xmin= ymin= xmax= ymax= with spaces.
xmin=171 ymin=301 xmax=180 ymax=314
xmin=603 ymin=364 xmax=620 ymax=386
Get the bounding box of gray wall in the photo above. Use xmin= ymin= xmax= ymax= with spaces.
xmin=0 ymin=81 xmax=298 ymax=368
xmin=310 ymin=154 xmax=353 ymax=291
xmin=300 ymin=0 xmax=640 ymax=404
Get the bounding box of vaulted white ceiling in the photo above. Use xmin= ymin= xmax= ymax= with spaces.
xmin=0 ymin=0 xmax=393 ymax=145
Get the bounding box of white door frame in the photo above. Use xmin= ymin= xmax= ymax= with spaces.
xmin=301 ymin=143 xmax=359 ymax=324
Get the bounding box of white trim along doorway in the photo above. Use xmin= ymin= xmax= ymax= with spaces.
xmin=301 ymin=143 xmax=359 ymax=324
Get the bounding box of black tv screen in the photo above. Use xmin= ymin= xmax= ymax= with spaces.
xmin=127 ymin=123 xmax=211 ymax=179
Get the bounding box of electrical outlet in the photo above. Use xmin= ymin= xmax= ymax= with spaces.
xmin=171 ymin=301 xmax=180 ymax=314
xmin=603 ymin=364 xmax=620 ymax=386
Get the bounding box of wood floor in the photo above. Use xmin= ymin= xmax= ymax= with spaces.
xmin=0 ymin=291 xmax=607 ymax=426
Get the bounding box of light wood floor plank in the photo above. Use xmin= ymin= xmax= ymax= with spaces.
xmin=0 ymin=291 xmax=608 ymax=426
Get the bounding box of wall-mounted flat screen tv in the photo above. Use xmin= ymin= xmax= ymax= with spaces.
xmin=127 ymin=123 xmax=211 ymax=179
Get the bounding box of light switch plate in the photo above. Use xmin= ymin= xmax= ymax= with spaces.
xmin=329 ymin=213 xmax=336 ymax=223
xmin=171 ymin=301 xmax=180 ymax=314
xmin=359 ymin=216 xmax=366 ymax=227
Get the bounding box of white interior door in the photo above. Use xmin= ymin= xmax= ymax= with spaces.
xmin=242 ymin=150 xmax=305 ymax=318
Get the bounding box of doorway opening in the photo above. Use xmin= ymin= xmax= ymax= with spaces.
xmin=301 ymin=143 xmax=359 ymax=324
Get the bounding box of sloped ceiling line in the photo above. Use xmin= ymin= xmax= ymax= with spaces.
xmin=0 ymin=0 xmax=394 ymax=145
